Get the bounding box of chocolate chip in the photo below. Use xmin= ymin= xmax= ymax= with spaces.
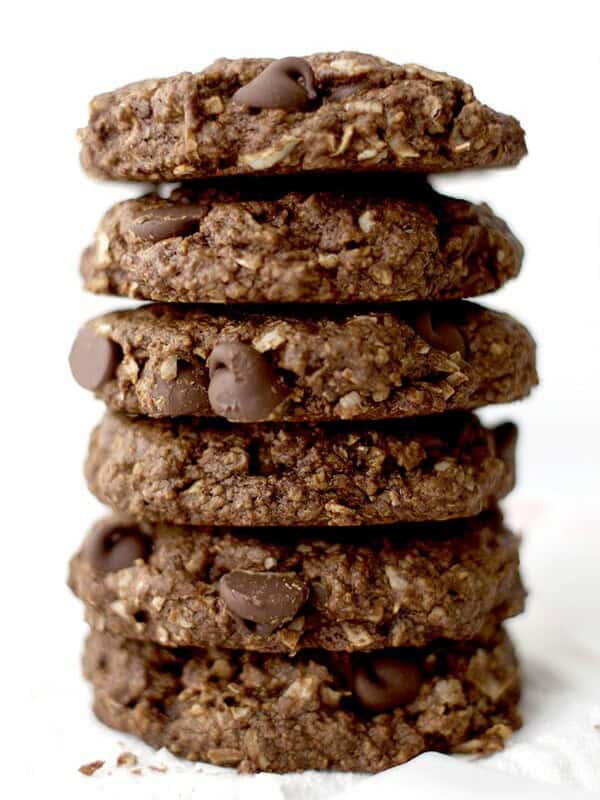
xmin=69 ymin=325 xmax=120 ymax=391
xmin=219 ymin=570 xmax=308 ymax=627
xmin=152 ymin=361 xmax=208 ymax=416
xmin=324 ymin=651 xmax=354 ymax=687
xmin=352 ymin=653 xmax=422 ymax=712
xmin=414 ymin=309 xmax=466 ymax=358
xmin=129 ymin=204 xmax=206 ymax=242
xmin=233 ymin=57 xmax=317 ymax=110
xmin=84 ymin=520 xmax=151 ymax=572
xmin=207 ymin=341 xmax=286 ymax=421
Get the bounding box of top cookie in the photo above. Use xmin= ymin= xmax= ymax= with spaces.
xmin=79 ymin=53 xmax=526 ymax=182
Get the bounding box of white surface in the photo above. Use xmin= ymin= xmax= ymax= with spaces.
xmin=2 ymin=0 xmax=600 ymax=797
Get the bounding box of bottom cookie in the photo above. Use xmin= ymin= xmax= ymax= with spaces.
xmin=84 ymin=626 xmax=520 ymax=773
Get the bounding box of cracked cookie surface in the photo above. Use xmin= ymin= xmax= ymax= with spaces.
xmin=69 ymin=510 xmax=524 ymax=652
xmin=84 ymin=626 xmax=521 ymax=772
xmin=82 ymin=180 xmax=523 ymax=304
xmin=79 ymin=53 xmax=526 ymax=182
xmin=85 ymin=411 xmax=516 ymax=526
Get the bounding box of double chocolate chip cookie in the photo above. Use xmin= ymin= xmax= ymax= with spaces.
xmin=84 ymin=625 xmax=521 ymax=773
xmin=69 ymin=510 xmax=524 ymax=652
xmin=79 ymin=53 xmax=526 ymax=182
xmin=69 ymin=301 xmax=537 ymax=422
xmin=82 ymin=180 xmax=523 ymax=304
xmin=85 ymin=411 xmax=516 ymax=527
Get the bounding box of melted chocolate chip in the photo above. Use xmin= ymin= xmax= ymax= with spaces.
xmin=219 ymin=570 xmax=308 ymax=627
xmin=352 ymin=653 xmax=422 ymax=712
xmin=152 ymin=361 xmax=208 ymax=416
xmin=207 ymin=341 xmax=286 ymax=421
xmin=69 ymin=326 xmax=120 ymax=391
xmin=233 ymin=57 xmax=318 ymax=110
xmin=129 ymin=204 xmax=206 ymax=242
xmin=84 ymin=520 xmax=151 ymax=572
xmin=414 ymin=309 xmax=466 ymax=358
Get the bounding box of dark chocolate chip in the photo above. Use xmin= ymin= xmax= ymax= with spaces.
xmin=207 ymin=341 xmax=286 ymax=421
xmin=152 ymin=361 xmax=208 ymax=416
xmin=84 ymin=520 xmax=151 ymax=572
xmin=219 ymin=570 xmax=308 ymax=627
xmin=129 ymin=204 xmax=206 ymax=242
xmin=233 ymin=57 xmax=318 ymax=110
xmin=324 ymin=651 xmax=354 ymax=687
xmin=415 ymin=309 xmax=466 ymax=358
xmin=352 ymin=653 xmax=422 ymax=712
xmin=69 ymin=325 xmax=120 ymax=391
xmin=494 ymin=421 xmax=518 ymax=465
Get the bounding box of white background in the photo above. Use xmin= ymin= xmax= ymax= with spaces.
xmin=2 ymin=1 xmax=599 ymax=797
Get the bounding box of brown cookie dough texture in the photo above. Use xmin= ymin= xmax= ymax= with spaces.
xmin=79 ymin=53 xmax=526 ymax=182
xmin=84 ymin=626 xmax=521 ymax=772
xmin=69 ymin=511 xmax=524 ymax=653
xmin=85 ymin=411 xmax=516 ymax=527
xmin=82 ymin=181 xmax=523 ymax=304
xmin=71 ymin=301 xmax=537 ymax=422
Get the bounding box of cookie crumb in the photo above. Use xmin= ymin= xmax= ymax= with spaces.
xmin=149 ymin=764 xmax=168 ymax=773
xmin=131 ymin=768 xmax=143 ymax=776
xmin=79 ymin=760 xmax=105 ymax=776
xmin=117 ymin=751 xmax=138 ymax=767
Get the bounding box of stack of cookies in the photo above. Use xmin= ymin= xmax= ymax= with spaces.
xmin=68 ymin=53 xmax=537 ymax=773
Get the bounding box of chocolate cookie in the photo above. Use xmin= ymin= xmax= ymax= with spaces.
xmin=85 ymin=411 xmax=516 ymax=526
xmin=79 ymin=53 xmax=526 ymax=182
xmin=84 ymin=626 xmax=521 ymax=772
xmin=69 ymin=511 xmax=524 ymax=652
xmin=82 ymin=180 xmax=523 ymax=304
xmin=69 ymin=301 xmax=537 ymax=422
